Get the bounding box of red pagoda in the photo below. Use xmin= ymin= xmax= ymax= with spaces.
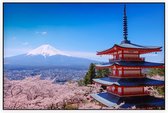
xmin=91 ymin=5 xmax=164 ymax=109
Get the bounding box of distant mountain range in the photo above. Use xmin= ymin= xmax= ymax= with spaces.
xmin=4 ymin=44 xmax=98 ymax=69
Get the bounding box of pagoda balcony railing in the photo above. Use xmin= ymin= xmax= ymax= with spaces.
xmin=109 ymin=73 xmax=146 ymax=78
xmin=109 ymin=57 xmax=145 ymax=62
xmin=109 ymin=90 xmax=149 ymax=97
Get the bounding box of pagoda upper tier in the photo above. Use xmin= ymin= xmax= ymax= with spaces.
xmin=96 ymin=61 xmax=164 ymax=69
xmin=97 ymin=41 xmax=162 ymax=55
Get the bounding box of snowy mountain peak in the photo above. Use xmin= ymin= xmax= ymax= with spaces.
xmin=27 ymin=44 xmax=70 ymax=57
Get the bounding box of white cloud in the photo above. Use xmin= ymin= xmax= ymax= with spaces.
xmin=64 ymin=51 xmax=110 ymax=62
xmin=36 ymin=31 xmax=47 ymax=35
xmin=41 ymin=32 xmax=47 ymax=35
xmin=4 ymin=48 xmax=32 ymax=57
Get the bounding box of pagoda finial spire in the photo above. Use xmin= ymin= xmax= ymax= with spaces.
xmin=123 ymin=4 xmax=127 ymax=40
xmin=121 ymin=4 xmax=130 ymax=44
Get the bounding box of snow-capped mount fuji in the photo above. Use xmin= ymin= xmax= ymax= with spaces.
xmin=27 ymin=44 xmax=70 ymax=57
xmin=4 ymin=44 xmax=98 ymax=69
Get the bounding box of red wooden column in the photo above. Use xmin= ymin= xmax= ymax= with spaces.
xmin=121 ymin=86 xmax=124 ymax=95
xmin=116 ymin=69 xmax=118 ymax=76
xmin=115 ymin=85 xmax=118 ymax=94
xmin=142 ymin=86 xmax=145 ymax=94
xmin=122 ymin=67 xmax=124 ymax=77
xmin=122 ymin=50 xmax=124 ymax=60
xmin=116 ymin=51 xmax=118 ymax=60
xmin=116 ymin=65 xmax=119 ymax=76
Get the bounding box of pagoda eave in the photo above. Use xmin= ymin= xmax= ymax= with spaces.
xmin=90 ymin=92 xmax=165 ymax=108
xmin=93 ymin=77 xmax=164 ymax=87
xmin=95 ymin=65 xmax=164 ymax=69
xmin=97 ymin=44 xmax=162 ymax=55
xmin=93 ymin=81 xmax=164 ymax=87
xmin=93 ymin=80 xmax=115 ymax=86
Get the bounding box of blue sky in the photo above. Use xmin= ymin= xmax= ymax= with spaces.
xmin=4 ymin=3 xmax=164 ymax=62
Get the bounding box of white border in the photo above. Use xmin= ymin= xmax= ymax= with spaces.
xmin=0 ymin=0 xmax=167 ymax=113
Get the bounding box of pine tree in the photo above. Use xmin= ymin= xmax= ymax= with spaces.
xmin=83 ymin=63 xmax=96 ymax=85
xmin=84 ymin=72 xmax=89 ymax=85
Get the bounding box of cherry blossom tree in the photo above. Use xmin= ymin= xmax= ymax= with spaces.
xmin=4 ymin=76 xmax=103 ymax=109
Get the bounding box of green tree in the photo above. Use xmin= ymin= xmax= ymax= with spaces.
xmin=148 ymin=68 xmax=165 ymax=76
xmin=83 ymin=63 xmax=96 ymax=85
xmin=96 ymin=68 xmax=110 ymax=78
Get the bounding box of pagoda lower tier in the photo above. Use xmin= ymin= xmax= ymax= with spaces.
xmin=91 ymin=77 xmax=164 ymax=108
xmin=91 ymin=92 xmax=164 ymax=108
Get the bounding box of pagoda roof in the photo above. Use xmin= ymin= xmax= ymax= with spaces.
xmin=93 ymin=77 xmax=164 ymax=86
xmin=118 ymin=42 xmax=160 ymax=49
xmin=95 ymin=61 xmax=164 ymax=68
xmin=91 ymin=92 xmax=164 ymax=108
xmin=97 ymin=42 xmax=162 ymax=55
